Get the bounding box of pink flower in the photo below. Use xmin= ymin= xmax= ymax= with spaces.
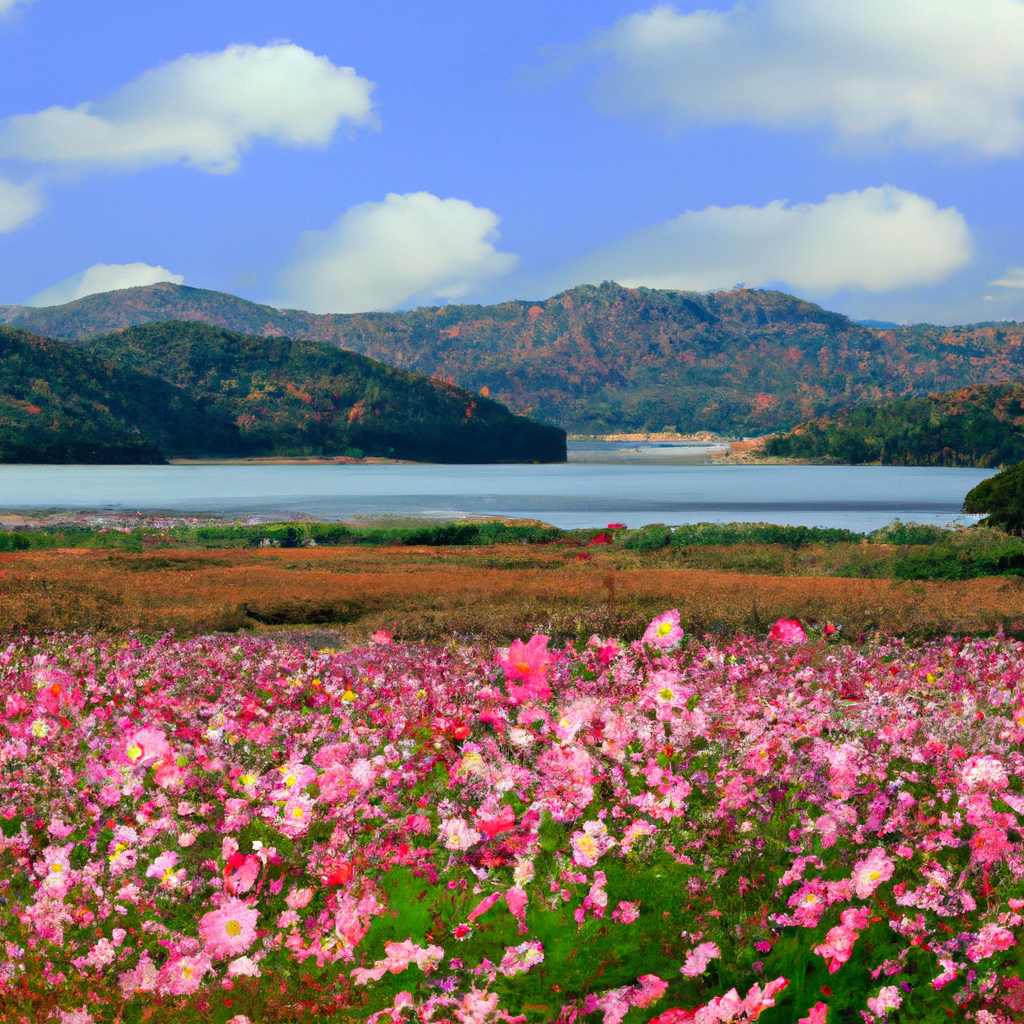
xmin=279 ymin=795 xmax=314 ymax=837
xmin=768 ymin=618 xmax=807 ymax=645
xmin=499 ymin=635 xmax=554 ymax=703
xmin=866 ymin=985 xmax=901 ymax=1016
xmin=478 ymin=804 xmax=515 ymax=838
xmin=852 ymin=847 xmax=895 ymax=899
xmin=197 ymin=897 xmax=258 ymax=959
xmin=372 ymin=630 xmax=394 ymax=645
xmin=967 ymin=923 xmax=1016 ymax=962
xmin=570 ymin=820 xmax=616 ymax=866
xmin=155 ymin=953 xmax=212 ymax=996
xmin=798 ymin=1002 xmax=828 ymax=1024
xmin=631 ymin=974 xmax=668 ymax=1008
xmin=814 ymin=923 xmax=859 ymax=974
xmin=643 ymin=610 xmax=684 ymax=650
xmin=124 ymin=727 xmax=169 ymax=767
xmin=467 ymin=892 xmax=502 ymax=922
xmin=498 ymin=939 xmax=544 ymax=976
xmin=612 ymin=900 xmax=640 ymax=924
xmin=680 ymin=942 xmax=720 ymax=978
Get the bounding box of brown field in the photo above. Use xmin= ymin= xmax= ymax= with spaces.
xmin=2 ymin=544 xmax=1024 ymax=644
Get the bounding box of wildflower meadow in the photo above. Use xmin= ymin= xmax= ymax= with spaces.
xmin=2 ymin=612 xmax=1024 ymax=1023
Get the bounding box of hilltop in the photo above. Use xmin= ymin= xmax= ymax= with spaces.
xmin=764 ymin=382 xmax=1024 ymax=466
xmin=0 ymin=322 xmax=565 ymax=464
xmin=5 ymin=281 xmax=1024 ymax=434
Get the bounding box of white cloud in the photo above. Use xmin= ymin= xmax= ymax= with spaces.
xmin=990 ymin=267 xmax=1024 ymax=288
xmin=0 ymin=0 xmax=36 ymax=14
xmin=279 ymin=191 xmax=519 ymax=313
xmin=585 ymin=0 xmax=1024 ymax=156
xmin=0 ymin=177 xmax=41 ymax=232
xmin=549 ymin=186 xmax=972 ymax=295
xmin=0 ymin=42 xmax=375 ymax=173
xmin=28 ymin=262 xmax=183 ymax=306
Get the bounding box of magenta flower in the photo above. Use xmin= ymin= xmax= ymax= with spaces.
xmin=768 ymin=618 xmax=807 ymax=645
xmin=643 ymin=610 xmax=684 ymax=649
xmin=498 ymin=635 xmax=554 ymax=703
xmin=197 ymin=898 xmax=258 ymax=959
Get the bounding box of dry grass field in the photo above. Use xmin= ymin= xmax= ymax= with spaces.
xmin=2 ymin=543 xmax=1024 ymax=644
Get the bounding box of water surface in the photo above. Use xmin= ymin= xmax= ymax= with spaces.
xmin=0 ymin=462 xmax=993 ymax=532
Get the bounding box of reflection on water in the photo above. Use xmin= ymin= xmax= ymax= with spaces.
xmin=0 ymin=461 xmax=994 ymax=532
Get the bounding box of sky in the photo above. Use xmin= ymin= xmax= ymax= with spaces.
xmin=1 ymin=1 xmax=1024 ymax=325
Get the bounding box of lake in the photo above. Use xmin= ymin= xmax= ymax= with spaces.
xmin=0 ymin=459 xmax=994 ymax=532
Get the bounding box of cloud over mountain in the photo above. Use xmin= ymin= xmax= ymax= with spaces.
xmin=0 ymin=43 xmax=375 ymax=173
xmin=584 ymin=0 xmax=1024 ymax=156
xmin=548 ymin=186 xmax=972 ymax=295
xmin=279 ymin=191 xmax=518 ymax=313
xmin=28 ymin=262 xmax=184 ymax=306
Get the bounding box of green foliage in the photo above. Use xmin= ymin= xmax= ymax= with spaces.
xmin=765 ymin=383 xmax=1024 ymax=467
xmin=668 ymin=522 xmax=861 ymax=548
xmin=622 ymin=524 xmax=671 ymax=551
xmin=0 ymin=325 xmax=243 ymax=463
xmin=81 ymin=320 xmax=565 ymax=464
xmin=10 ymin=280 xmax=1024 ymax=435
xmin=0 ymin=321 xmax=565 ymax=464
xmin=964 ymin=460 xmax=1024 ymax=533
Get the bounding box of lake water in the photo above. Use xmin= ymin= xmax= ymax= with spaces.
xmin=0 ymin=460 xmax=994 ymax=532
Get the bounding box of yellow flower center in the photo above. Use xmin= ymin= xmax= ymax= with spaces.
xmin=868 ymin=870 xmax=882 ymax=881
xmin=290 ymin=806 xmax=304 ymax=819
xmin=51 ymin=863 xmax=63 ymax=873
xmin=127 ymin=743 xmax=143 ymax=761
xmin=657 ymin=622 xmax=672 ymax=636
xmin=342 ymin=690 xmax=356 ymax=702
xmin=514 ymin=662 xmax=531 ymax=673
xmin=182 ymin=964 xmax=194 ymax=978
xmin=659 ymin=688 xmax=674 ymax=701
xmin=226 ymin=919 xmax=242 ymax=937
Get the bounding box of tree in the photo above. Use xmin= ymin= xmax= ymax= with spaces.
xmin=963 ymin=462 xmax=1024 ymax=533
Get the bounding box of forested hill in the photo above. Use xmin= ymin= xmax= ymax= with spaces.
xmin=5 ymin=281 xmax=1024 ymax=435
xmin=764 ymin=383 xmax=1024 ymax=467
xmin=0 ymin=322 xmax=565 ymax=464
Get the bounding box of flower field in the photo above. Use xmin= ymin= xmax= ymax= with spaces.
xmin=2 ymin=615 xmax=1024 ymax=1023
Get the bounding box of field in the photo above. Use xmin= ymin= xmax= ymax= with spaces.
xmin=3 ymin=618 xmax=1024 ymax=1024
xmin=2 ymin=542 xmax=1024 ymax=643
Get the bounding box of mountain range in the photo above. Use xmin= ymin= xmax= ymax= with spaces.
xmin=4 ymin=281 xmax=1024 ymax=435
xmin=0 ymin=322 xmax=565 ymax=464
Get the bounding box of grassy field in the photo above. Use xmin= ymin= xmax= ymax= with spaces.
xmin=3 ymin=538 xmax=1024 ymax=643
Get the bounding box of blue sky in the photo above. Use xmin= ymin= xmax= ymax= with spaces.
xmin=1 ymin=0 xmax=1024 ymax=325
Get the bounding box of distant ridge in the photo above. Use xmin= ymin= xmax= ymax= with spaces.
xmin=6 ymin=281 xmax=1024 ymax=435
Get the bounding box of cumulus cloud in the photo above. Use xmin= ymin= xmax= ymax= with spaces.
xmin=549 ymin=186 xmax=972 ymax=295
xmin=0 ymin=42 xmax=375 ymax=173
xmin=279 ymin=191 xmax=518 ymax=313
xmin=28 ymin=262 xmax=184 ymax=306
xmin=0 ymin=177 xmax=42 ymax=232
xmin=0 ymin=0 xmax=36 ymax=14
xmin=584 ymin=0 xmax=1024 ymax=156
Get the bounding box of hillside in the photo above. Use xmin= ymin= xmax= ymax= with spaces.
xmin=81 ymin=321 xmax=565 ymax=463
xmin=5 ymin=281 xmax=1024 ymax=434
xmin=763 ymin=383 xmax=1024 ymax=466
xmin=0 ymin=323 xmax=564 ymax=464
xmin=0 ymin=325 xmax=246 ymax=463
